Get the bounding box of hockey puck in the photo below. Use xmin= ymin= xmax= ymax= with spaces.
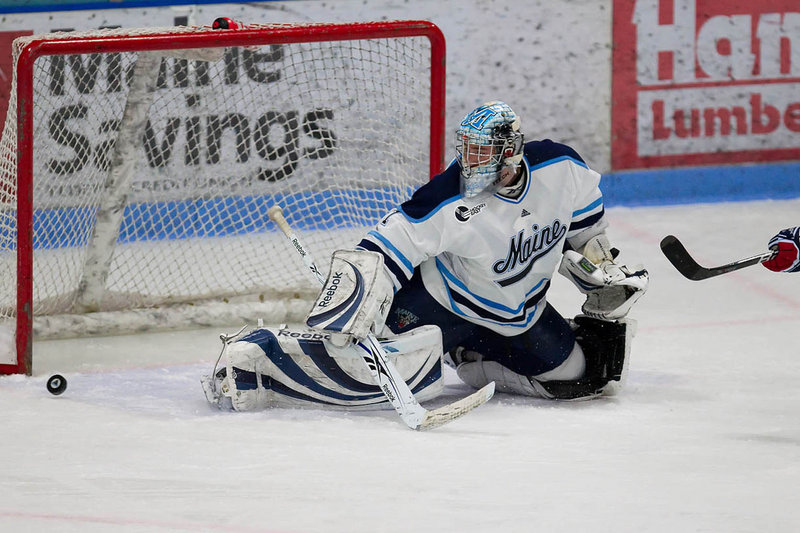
xmin=46 ymin=374 xmax=67 ymax=396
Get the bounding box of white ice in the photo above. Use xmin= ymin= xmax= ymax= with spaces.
xmin=2 ymin=199 xmax=799 ymax=533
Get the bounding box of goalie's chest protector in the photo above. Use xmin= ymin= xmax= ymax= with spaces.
xmin=417 ymin=158 xmax=581 ymax=334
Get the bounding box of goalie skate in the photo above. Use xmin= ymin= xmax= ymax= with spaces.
xmin=201 ymin=368 xmax=233 ymax=410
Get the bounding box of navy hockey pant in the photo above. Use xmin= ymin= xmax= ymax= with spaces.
xmin=385 ymin=269 xmax=576 ymax=376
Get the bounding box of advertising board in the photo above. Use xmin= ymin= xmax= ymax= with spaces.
xmin=612 ymin=0 xmax=800 ymax=170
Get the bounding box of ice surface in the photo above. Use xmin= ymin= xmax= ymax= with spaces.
xmin=2 ymin=199 xmax=799 ymax=533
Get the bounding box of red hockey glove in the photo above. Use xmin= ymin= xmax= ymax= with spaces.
xmin=762 ymin=227 xmax=800 ymax=273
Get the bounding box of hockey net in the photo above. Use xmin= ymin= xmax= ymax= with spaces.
xmin=0 ymin=20 xmax=446 ymax=374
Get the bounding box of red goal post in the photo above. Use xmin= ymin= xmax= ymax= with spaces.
xmin=0 ymin=20 xmax=446 ymax=375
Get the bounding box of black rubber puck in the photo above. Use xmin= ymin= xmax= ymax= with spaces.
xmin=46 ymin=374 xmax=67 ymax=395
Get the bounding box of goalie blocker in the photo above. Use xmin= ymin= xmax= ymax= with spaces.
xmin=305 ymin=249 xmax=394 ymax=346
xmin=202 ymin=324 xmax=444 ymax=411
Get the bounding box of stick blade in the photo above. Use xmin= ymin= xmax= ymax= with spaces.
xmin=659 ymin=235 xmax=708 ymax=280
xmin=415 ymin=382 xmax=495 ymax=431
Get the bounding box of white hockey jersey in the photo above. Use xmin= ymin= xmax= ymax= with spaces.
xmin=357 ymin=140 xmax=608 ymax=336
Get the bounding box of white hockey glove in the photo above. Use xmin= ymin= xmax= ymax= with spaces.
xmin=306 ymin=249 xmax=394 ymax=347
xmin=559 ymin=235 xmax=649 ymax=321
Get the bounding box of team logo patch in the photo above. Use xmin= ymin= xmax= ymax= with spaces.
xmin=455 ymin=202 xmax=486 ymax=222
xmin=394 ymin=307 xmax=419 ymax=330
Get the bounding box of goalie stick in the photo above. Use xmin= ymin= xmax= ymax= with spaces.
xmin=267 ymin=205 xmax=495 ymax=431
xmin=660 ymin=235 xmax=777 ymax=281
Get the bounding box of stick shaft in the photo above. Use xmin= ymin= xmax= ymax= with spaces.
xmin=660 ymin=235 xmax=776 ymax=281
xmin=268 ymin=206 xmax=325 ymax=284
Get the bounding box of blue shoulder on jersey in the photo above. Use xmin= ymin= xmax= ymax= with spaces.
xmin=398 ymin=141 xmax=585 ymax=221
xmin=524 ymin=139 xmax=585 ymax=167
xmin=398 ymin=163 xmax=461 ymax=221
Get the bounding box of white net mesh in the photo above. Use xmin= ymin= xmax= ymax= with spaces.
xmin=0 ymin=23 xmax=435 ymax=359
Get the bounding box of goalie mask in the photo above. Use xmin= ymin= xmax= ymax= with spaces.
xmin=455 ymin=101 xmax=524 ymax=198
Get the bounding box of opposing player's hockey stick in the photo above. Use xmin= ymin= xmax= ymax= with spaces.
xmin=660 ymin=235 xmax=777 ymax=281
xmin=267 ymin=206 xmax=495 ymax=431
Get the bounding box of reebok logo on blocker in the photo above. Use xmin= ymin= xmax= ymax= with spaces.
xmin=317 ymin=272 xmax=342 ymax=308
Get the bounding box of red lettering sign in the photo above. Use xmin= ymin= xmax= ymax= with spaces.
xmin=612 ymin=0 xmax=800 ymax=169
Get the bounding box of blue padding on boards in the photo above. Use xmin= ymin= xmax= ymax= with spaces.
xmin=2 ymin=187 xmax=415 ymax=250
xmin=602 ymin=161 xmax=800 ymax=207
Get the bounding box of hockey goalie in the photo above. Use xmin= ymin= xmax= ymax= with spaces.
xmin=202 ymin=101 xmax=649 ymax=412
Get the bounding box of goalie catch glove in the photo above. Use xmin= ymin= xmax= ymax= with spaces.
xmin=306 ymin=249 xmax=394 ymax=347
xmin=559 ymin=234 xmax=649 ymax=321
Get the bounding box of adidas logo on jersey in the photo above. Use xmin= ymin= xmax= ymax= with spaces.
xmin=521 ymin=209 xmax=531 ymax=217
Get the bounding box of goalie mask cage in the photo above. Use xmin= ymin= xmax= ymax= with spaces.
xmin=0 ymin=20 xmax=446 ymax=375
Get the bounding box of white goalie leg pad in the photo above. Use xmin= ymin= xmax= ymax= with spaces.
xmin=455 ymin=343 xmax=586 ymax=398
xmin=457 ymin=358 xmax=538 ymax=396
xmin=203 ymin=324 xmax=444 ymax=411
xmin=453 ymin=316 xmax=636 ymax=401
xmin=306 ymin=249 xmax=394 ymax=346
